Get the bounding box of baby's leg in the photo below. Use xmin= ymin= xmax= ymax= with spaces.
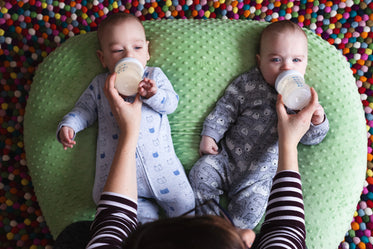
xmin=227 ymin=176 xmax=273 ymax=229
xmin=137 ymin=197 xmax=160 ymax=224
xmin=137 ymin=162 xmax=161 ymax=224
xmin=189 ymin=152 xmax=229 ymax=216
xmin=155 ymin=162 xmax=195 ymax=217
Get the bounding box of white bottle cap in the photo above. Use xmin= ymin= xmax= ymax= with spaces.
xmin=114 ymin=57 xmax=144 ymax=96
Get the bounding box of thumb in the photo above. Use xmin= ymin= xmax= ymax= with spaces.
xmin=68 ymin=129 xmax=75 ymax=140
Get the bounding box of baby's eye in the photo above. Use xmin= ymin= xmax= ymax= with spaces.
xmin=293 ymin=58 xmax=301 ymax=62
xmin=113 ymin=49 xmax=124 ymax=53
xmin=135 ymin=46 xmax=143 ymax=50
xmin=270 ymin=58 xmax=281 ymax=62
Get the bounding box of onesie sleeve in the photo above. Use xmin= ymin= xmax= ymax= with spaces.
xmin=201 ymin=73 xmax=250 ymax=143
xmin=300 ymin=114 xmax=330 ymax=145
xmin=141 ymin=67 xmax=179 ymax=115
xmin=56 ymin=75 xmax=102 ymax=141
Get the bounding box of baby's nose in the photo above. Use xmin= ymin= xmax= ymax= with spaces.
xmin=125 ymin=50 xmax=135 ymax=58
xmin=281 ymin=61 xmax=292 ymax=70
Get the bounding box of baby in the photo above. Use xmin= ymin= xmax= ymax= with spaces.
xmin=57 ymin=13 xmax=195 ymax=223
xmin=189 ymin=20 xmax=329 ymax=230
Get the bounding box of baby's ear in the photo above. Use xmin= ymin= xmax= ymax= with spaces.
xmin=96 ymin=49 xmax=107 ymax=68
xmin=255 ymin=54 xmax=261 ymax=65
xmin=146 ymin=41 xmax=150 ymax=61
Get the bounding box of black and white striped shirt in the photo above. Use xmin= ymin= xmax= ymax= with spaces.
xmin=253 ymin=170 xmax=306 ymax=249
xmin=86 ymin=170 xmax=305 ymax=249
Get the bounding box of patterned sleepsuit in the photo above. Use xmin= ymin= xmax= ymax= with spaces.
xmin=189 ymin=67 xmax=329 ymax=229
xmin=57 ymin=67 xmax=195 ymax=223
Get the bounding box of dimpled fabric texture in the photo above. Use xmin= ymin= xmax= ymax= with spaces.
xmin=24 ymin=20 xmax=366 ymax=249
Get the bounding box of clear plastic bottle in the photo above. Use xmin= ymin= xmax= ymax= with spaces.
xmin=275 ymin=70 xmax=311 ymax=110
xmin=114 ymin=57 xmax=144 ymax=96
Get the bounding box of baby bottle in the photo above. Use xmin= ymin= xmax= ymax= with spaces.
xmin=275 ymin=70 xmax=311 ymax=110
xmin=114 ymin=57 xmax=144 ymax=96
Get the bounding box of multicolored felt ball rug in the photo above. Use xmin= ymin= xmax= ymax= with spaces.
xmin=0 ymin=0 xmax=372 ymax=248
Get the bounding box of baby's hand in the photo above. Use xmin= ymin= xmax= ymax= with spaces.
xmin=311 ymin=103 xmax=325 ymax=125
xmin=59 ymin=126 xmax=76 ymax=150
xmin=138 ymin=78 xmax=157 ymax=99
xmin=199 ymin=135 xmax=219 ymax=156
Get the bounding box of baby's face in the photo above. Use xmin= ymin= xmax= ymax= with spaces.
xmin=97 ymin=19 xmax=150 ymax=73
xmin=257 ymin=31 xmax=308 ymax=87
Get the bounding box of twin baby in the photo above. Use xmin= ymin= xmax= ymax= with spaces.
xmin=57 ymin=13 xmax=329 ymax=234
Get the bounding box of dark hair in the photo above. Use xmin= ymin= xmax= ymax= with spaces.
xmin=259 ymin=20 xmax=307 ymax=54
xmin=124 ymin=215 xmax=246 ymax=249
xmin=97 ymin=13 xmax=144 ymax=47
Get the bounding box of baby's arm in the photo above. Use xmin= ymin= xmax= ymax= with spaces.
xmin=199 ymin=135 xmax=219 ymax=156
xmin=140 ymin=68 xmax=179 ymax=114
xmin=56 ymin=75 xmax=102 ymax=149
xmin=58 ymin=126 xmax=76 ymax=150
xmin=201 ymin=73 xmax=249 ymax=148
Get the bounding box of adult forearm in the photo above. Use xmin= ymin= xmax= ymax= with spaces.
xmin=277 ymin=141 xmax=299 ymax=173
xmin=103 ymin=134 xmax=138 ymax=200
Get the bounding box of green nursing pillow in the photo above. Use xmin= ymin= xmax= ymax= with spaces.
xmin=24 ymin=19 xmax=366 ymax=249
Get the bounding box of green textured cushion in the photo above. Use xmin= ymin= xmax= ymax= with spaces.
xmin=24 ymin=19 xmax=366 ymax=248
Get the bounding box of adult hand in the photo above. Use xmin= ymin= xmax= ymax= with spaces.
xmin=104 ymin=73 xmax=142 ymax=135
xmin=237 ymin=228 xmax=256 ymax=248
xmin=276 ymin=87 xmax=320 ymax=149
xmin=276 ymin=88 xmax=320 ymax=173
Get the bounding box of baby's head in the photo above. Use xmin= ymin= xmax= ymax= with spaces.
xmin=96 ymin=13 xmax=150 ymax=73
xmin=256 ymin=20 xmax=308 ymax=87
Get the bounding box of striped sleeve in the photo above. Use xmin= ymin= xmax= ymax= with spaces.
xmin=86 ymin=192 xmax=138 ymax=249
xmin=254 ymin=170 xmax=306 ymax=249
